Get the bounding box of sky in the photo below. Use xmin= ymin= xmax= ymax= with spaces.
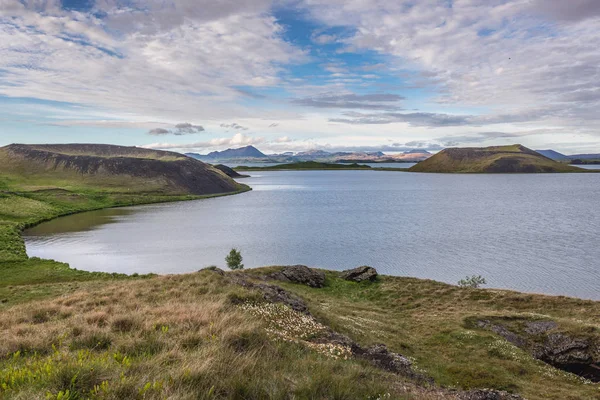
xmin=1 ymin=0 xmax=600 ymax=155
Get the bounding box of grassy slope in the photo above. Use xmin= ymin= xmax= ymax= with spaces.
xmin=0 ymin=144 xmax=250 ymax=305
xmin=0 ymin=271 xmax=411 ymax=400
xmin=251 ymin=269 xmax=600 ymax=400
xmin=1 ymin=268 xmax=600 ymax=399
xmin=409 ymin=145 xmax=587 ymax=173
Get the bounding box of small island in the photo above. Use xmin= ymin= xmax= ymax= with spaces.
xmin=408 ymin=144 xmax=587 ymax=173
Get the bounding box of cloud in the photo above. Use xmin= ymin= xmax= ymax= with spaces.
xmin=148 ymin=128 xmax=172 ymax=135
xmin=142 ymin=133 xmax=264 ymax=150
xmin=298 ymin=0 xmax=600 ymax=133
xmin=174 ymin=123 xmax=205 ymax=134
xmin=148 ymin=122 xmax=204 ymax=135
xmin=330 ymin=111 xmax=472 ymax=127
xmin=292 ymin=93 xmax=404 ymax=110
xmin=529 ymin=0 xmax=600 ymax=22
xmin=220 ymin=122 xmax=248 ymax=131
xmin=0 ymin=0 xmax=304 ymax=123
xmin=311 ymin=33 xmax=338 ymax=45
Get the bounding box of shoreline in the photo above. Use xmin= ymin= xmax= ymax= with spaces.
xmin=0 ymin=184 xmax=252 ymax=289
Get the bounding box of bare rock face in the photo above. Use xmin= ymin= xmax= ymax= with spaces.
xmin=475 ymin=318 xmax=600 ymax=382
xmin=271 ymin=265 xmax=326 ymax=288
xmin=341 ymin=266 xmax=378 ymax=282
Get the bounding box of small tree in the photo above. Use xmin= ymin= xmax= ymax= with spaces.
xmin=458 ymin=275 xmax=486 ymax=288
xmin=226 ymin=248 xmax=244 ymax=270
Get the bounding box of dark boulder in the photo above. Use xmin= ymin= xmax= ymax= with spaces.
xmin=271 ymin=265 xmax=326 ymax=288
xmin=341 ymin=266 xmax=378 ymax=282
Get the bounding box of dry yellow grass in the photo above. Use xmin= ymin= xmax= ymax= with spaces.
xmin=0 ymin=271 xmax=424 ymax=400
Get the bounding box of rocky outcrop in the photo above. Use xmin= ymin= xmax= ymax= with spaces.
xmin=229 ymin=272 xmax=524 ymax=399
xmin=270 ymin=265 xmax=326 ymax=288
xmin=341 ymin=266 xmax=378 ymax=282
xmin=475 ymin=317 xmax=600 ymax=382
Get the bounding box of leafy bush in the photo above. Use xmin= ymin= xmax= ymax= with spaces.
xmin=458 ymin=275 xmax=487 ymax=289
xmin=226 ymin=248 xmax=244 ymax=270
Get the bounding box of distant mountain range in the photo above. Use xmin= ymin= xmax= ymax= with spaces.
xmin=186 ymin=145 xmax=431 ymax=163
xmin=186 ymin=145 xmax=266 ymax=160
xmin=535 ymin=149 xmax=600 ymax=162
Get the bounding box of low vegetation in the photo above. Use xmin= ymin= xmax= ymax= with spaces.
xmin=457 ymin=275 xmax=487 ymax=288
xmin=0 ymin=271 xmax=416 ymax=399
xmin=2 ymin=266 xmax=600 ymax=399
xmin=225 ymin=248 xmax=244 ymax=270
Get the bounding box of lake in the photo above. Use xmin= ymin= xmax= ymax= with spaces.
xmin=25 ymin=170 xmax=600 ymax=299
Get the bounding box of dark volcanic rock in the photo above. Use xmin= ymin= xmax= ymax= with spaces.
xmin=271 ymin=265 xmax=326 ymax=288
xmin=458 ymin=389 xmax=523 ymax=400
xmin=524 ymin=320 xmax=558 ymax=335
xmin=475 ymin=318 xmax=600 ymax=382
xmin=213 ymin=164 xmax=249 ymax=178
xmin=227 ymin=273 xmax=310 ymax=314
xmin=353 ymin=344 xmax=418 ymax=378
xmin=341 ymin=266 xmax=378 ymax=282
xmin=535 ymin=333 xmax=593 ymax=366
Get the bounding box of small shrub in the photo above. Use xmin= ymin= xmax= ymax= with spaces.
xmin=458 ymin=275 xmax=487 ymax=289
xmin=225 ymin=248 xmax=244 ymax=270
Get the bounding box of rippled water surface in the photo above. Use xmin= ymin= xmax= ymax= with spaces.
xmin=25 ymin=171 xmax=600 ymax=299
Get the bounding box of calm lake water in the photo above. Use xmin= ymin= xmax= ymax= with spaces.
xmin=25 ymin=171 xmax=600 ymax=299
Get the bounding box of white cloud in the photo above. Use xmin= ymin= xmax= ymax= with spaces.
xmin=298 ymin=0 xmax=600 ymax=135
xmin=142 ymin=133 xmax=264 ymax=150
xmin=0 ymin=1 xmax=304 ymax=122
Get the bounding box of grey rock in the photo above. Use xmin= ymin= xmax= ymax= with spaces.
xmin=535 ymin=333 xmax=593 ymax=365
xmin=341 ymin=266 xmax=378 ymax=282
xmin=524 ymin=320 xmax=558 ymax=335
xmin=271 ymin=265 xmax=326 ymax=288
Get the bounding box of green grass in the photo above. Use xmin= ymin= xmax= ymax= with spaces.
xmin=255 ymin=269 xmax=600 ymax=400
xmin=0 ymin=272 xmax=417 ymax=400
xmin=0 ymin=182 xmax=250 ymax=308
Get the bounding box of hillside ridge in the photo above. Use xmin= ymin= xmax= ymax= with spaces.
xmin=409 ymin=144 xmax=584 ymax=173
xmin=0 ymin=143 xmax=242 ymax=195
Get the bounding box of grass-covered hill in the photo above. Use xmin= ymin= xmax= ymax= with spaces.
xmin=0 ymin=144 xmax=242 ymax=195
xmin=409 ymin=145 xmax=585 ymax=173
xmin=0 ymin=143 xmax=250 ymax=292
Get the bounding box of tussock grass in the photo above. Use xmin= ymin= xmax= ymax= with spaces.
xmin=273 ymin=271 xmax=600 ymax=400
xmin=0 ymin=271 xmax=415 ymax=399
